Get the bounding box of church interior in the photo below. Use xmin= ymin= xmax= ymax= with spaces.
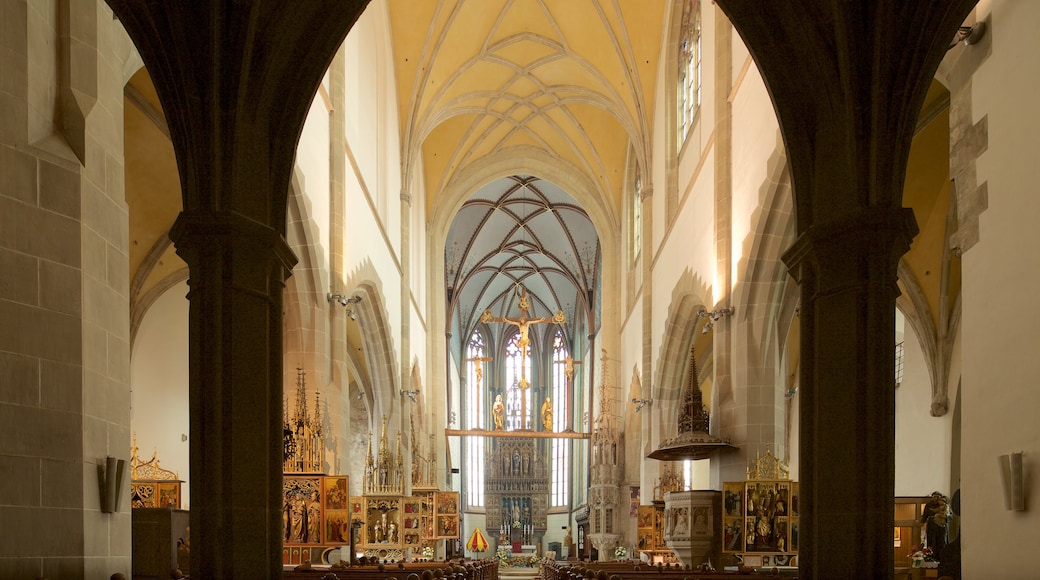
xmin=1 ymin=1 xmax=1037 ymax=578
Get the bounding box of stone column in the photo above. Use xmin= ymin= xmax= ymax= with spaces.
xmin=714 ymin=2 xmax=977 ymax=577
xmin=105 ymin=3 xmax=369 ymax=577
xmin=783 ymin=209 xmax=914 ymax=576
xmin=170 ymin=211 xmax=296 ymax=577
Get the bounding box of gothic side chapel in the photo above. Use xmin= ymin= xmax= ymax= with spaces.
xmin=281 ymin=369 xmax=350 ymax=565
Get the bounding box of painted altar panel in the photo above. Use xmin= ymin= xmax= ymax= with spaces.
xmin=322 ymin=476 xmax=349 ymax=544
xmin=401 ymin=496 xmax=424 ymax=546
xmin=435 ymin=491 xmax=460 ymax=539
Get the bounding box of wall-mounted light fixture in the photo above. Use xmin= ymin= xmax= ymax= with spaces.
xmin=698 ymin=306 xmax=734 ymax=334
xmin=97 ymin=456 xmax=126 ymax=514
xmin=400 ymin=389 xmax=420 ymax=403
xmin=999 ymin=451 xmax=1026 ymax=511
xmin=632 ymin=398 xmax=653 ymax=413
xmin=328 ymin=293 xmax=362 ymax=320
xmin=948 ymin=23 xmax=986 ymax=50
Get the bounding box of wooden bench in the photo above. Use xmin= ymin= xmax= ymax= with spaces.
xmin=284 ymin=558 xmax=499 ymax=580
xmin=541 ymin=560 xmax=798 ymax=580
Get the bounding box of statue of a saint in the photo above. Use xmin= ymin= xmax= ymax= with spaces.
xmin=388 ymin=521 xmax=398 ymax=543
xmin=493 ymin=394 xmax=505 ymax=430
xmin=541 ymin=397 xmax=553 ymax=431
xmin=922 ymin=491 xmax=949 ymax=554
xmin=291 ymin=497 xmax=306 ymax=542
xmin=307 ymin=493 xmax=321 ymax=542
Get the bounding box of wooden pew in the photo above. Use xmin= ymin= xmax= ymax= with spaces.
xmin=284 ymin=558 xmax=499 ymax=580
xmin=541 ymin=559 xmax=797 ymax=580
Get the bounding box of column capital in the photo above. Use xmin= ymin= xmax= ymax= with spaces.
xmin=782 ymin=206 xmax=917 ymax=289
xmin=400 ymin=189 xmax=412 ymax=205
xmin=170 ymin=209 xmax=298 ymax=283
xmin=639 ymin=186 xmax=653 ymax=201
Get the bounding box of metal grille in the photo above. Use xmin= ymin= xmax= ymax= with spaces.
xmin=895 ymin=341 xmax=905 ymax=387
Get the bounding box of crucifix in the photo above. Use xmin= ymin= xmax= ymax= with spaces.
xmin=481 ymin=286 xmax=565 ymax=429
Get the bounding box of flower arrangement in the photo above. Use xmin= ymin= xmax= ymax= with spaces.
xmin=495 ymin=547 xmax=540 ymax=568
xmin=615 ymin=546 xmax=628 ymax=559
xmin=422 ymin=546 xmax=434 ymax=559
xmin=909 ymin=544 xmax=937 ymax=567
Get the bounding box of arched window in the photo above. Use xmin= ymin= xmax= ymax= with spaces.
xmin=465 ymin=331 xmax=487 ymax=506
xmin=504 ymin=332 xmax=530 ymax=431
xmin=550 ymin=330 xmax=570 ymax=506
xmin=678 ymin=0 xmax=702 ymax=145
xmin=630 ymin=160 xmax=642 ymax=264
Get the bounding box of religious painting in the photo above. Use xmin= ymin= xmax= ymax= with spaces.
xmin=630 ymin=486 xmax=640 ymax=518
xmin=724 ymin=482 xmax=744 ymax=517
xmin=324 ymin=510 xmax=351 ymax=544
xmin=349 ymin=496 xmax=364 ymax=526
xmin=724 ymin=517 xmax=743 ymax=552
xmin=157 ymin=482 xmax=181 ymax=508
xmin=637 ymin=505 xmax=654 ymax=529
xmin=436 ymin=491 xmax=459 ymax=515
xmin=437 ymin=514 xmax=459 ymax=539
xmin=283 ymin=476 xmax=323 ymax=545
xmin=637 ymin=529 xmax=654 ymax=551
xmin=401 ymin=497 xmax=423 ymax=544
xmin=323 ymin=476 xmax=348 ymax=510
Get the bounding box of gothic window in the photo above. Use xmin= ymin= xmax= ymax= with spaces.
xmin=504 ymin=332 xmax=530 ymax=431
xmin=550 ymin=330 xmax=570 ymax=506
xmin=678 ymin=0 xmax=702 ymax=145
xmin=630 ymin=160 xmax=642 ymax=264
xmin=465 ymin=331 xmax=486 ymax=507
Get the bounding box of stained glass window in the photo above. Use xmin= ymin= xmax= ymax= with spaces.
xmin=504 ymin=332 xmax=531 ymax=431
xmin=678 ymin=0 xmax=702 ymax=145
xmin=465 ymin=331 xmax=486 ymax=506
xmin=550 ymin=330 xmax=570 ymax=506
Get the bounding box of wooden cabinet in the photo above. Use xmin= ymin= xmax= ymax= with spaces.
xmin=894 ymin=496 xmax=928 ymax=573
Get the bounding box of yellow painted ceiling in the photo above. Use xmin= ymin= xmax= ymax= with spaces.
xmin=901 ymin=80 xmax=957 ymax=333
xmin=387 ymin=0 xmax=667 ymax=218
xmin=125 ymin=69 xmax=185 ymax=313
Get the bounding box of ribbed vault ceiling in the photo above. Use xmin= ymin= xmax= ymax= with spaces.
xmin=388 ymin=0 xmax=667 ymax=217
xmin=445 ymin=175 xmax=599 ymax=348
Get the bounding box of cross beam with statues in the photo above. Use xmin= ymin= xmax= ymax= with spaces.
xmin=479 ymin=286 xmax=565 ymax=430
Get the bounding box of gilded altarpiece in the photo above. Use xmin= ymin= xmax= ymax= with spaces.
xmin=129 ymin=435 xmax=182 ymax=509
xmin=722 ymin=449 xmax=799 ymax=568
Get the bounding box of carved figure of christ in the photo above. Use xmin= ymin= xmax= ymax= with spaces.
xmin=480 ymin=291 xmax=565 ymax=429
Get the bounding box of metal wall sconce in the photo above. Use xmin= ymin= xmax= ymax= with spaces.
xmin=698 ymin=306 xmax=734 ymax=334
xmin=328 ymin=293 xmax=362 ymax=320
xmin=949 ymin=23 xmax=986 ymax=50
xmin=632 ymin=398 xmax=652 ymax=413
xmin=400 ymin=389 xmax=420 ymax=403
xmin=97 ymin=456 xmax=126 ymax=514
xmin=999 ymin=451 xmax=1026 ymax=511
